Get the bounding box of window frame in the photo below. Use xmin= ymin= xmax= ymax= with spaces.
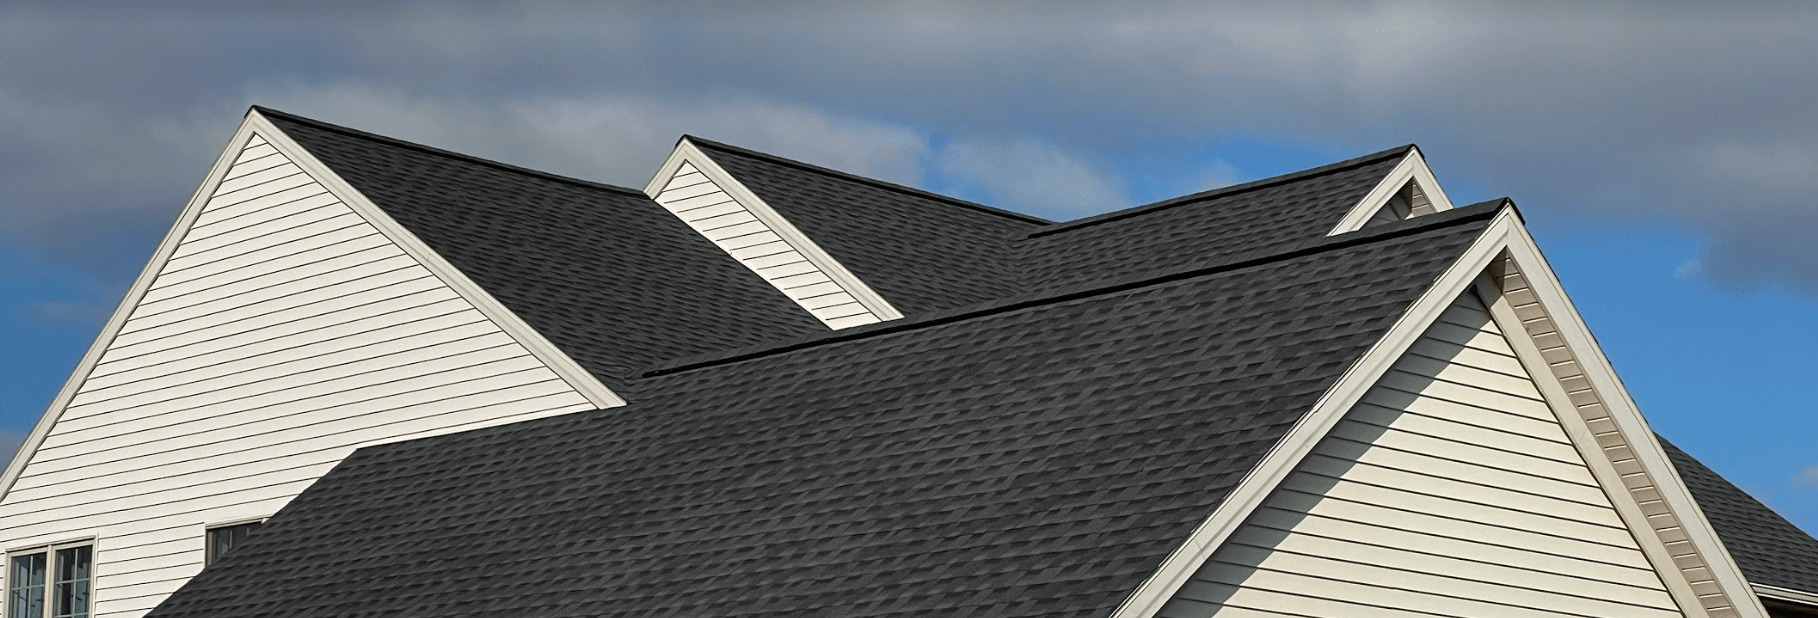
xmin=203 ymin=518 xmax=267 ymax=567
xmin=5 ymin=538 xmax=95 ymax=618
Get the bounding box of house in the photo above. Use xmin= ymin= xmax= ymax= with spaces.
xmin=2 ymin=106 xmax=1815 ymax=618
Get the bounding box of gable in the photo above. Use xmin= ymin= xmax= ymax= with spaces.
xmin=1329 ymin=148 xmax=1454 ymax=235
xmin=644 ymin=140 xmax=904 ymax=328
xmin=0 ymin=118 xmax=618 ymax=618
xmin=1159 ymin=290 xmax=1683 ymax=617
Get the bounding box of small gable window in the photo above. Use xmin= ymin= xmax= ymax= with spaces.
xmin=6 ymin=541 xmax=91 ymax=618
xmin=205 ymin=521 xmax=263 ymax=566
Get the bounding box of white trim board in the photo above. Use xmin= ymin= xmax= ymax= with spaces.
xmin=244 ymin=110 xmax=624 ymax=410
xmin=644 ymin=138 xmax=904 ymax=328
xmin=1327 ymin=148 xmax=1457 ymax=236
xmin=1109 ymin=208 xmax=1770 ymax=618
xmin=1756 ymin=584 xmax=1818 ymax=609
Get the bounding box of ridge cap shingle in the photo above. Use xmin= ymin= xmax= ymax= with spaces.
xmin=684 ymin=134 xmax=1054 ymax=226
xmin=1024 ymin=144 xmax=1417 ymax=239
xmin=641 ymin=199 xmax=1505 ymax=379
xmin=251 ymin=105 xmax=649 ymax=198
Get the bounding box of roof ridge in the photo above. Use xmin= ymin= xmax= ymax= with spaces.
xmin=1023 ymin=144 xmax=1417 ymax=239
xmin=684 ymin=135 xmax=1054 ymax=225
xmin=640 ymin=199 xmax=1506 ymax=379
xmin=250 ymin=106 xmax=650 ymax=198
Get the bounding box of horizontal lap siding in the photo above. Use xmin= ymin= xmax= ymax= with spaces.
xmin=654 ymin=162 xmax=881 ymax=329
xmin=1160 ymin=292 xmax=1683 ymax=618
xmin=0 ymin=132 xmax=596 ymax=618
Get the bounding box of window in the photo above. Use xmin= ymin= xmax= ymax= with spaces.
xmin=6 ymin=542 xmax=90 ymax=618
xmin=205 ymin=522 xmax=262 ymax=566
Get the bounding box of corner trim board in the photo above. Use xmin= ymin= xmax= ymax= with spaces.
xmin=1327 ymin=148 xmax=1457 ymax=236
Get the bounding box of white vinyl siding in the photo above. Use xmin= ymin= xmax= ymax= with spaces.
xmin=0 ymin=132 xmax=596 ymax=618
xmin=652 ymin=161 xmax=885 ymax=329
xmin=1158 ymin=291 xmax=1684 ymax=618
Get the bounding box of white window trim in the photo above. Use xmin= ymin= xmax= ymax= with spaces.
xmin=5 ymin=537 xmax=97 ymax=618
xmin=1326 ymin=148 xmax=1457 ymax=236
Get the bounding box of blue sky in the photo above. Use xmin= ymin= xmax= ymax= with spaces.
xmin=1 ymin=2 xmax=1814 ymax=531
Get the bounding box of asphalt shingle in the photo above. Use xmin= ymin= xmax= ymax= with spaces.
xmin=694 ymin=137 xmax=1046 ymax=315
xmin=260 ymin=108 xmax=829 ymax=394
xmin=146 ymin=202 xmax=1498 ymax=618
xmin=1664 ymin=436 xmax=1818 ymax=595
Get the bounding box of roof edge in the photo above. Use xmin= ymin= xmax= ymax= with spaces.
xmin=640 ymin=198 xmax=1506 ymax=379
xmin=1024 ymin=144 xmax=1417 ymax=239
xmin=684 ymin=135 xmax=1054 ymax=225
xmin=250 ymin=105 xmax=650 ymax=198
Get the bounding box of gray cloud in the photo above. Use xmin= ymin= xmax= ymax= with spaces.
xmin=3 ymin=1 xmax=1818 ymax=290
xmin=935 ymin=136 xmax=1127 ymax=216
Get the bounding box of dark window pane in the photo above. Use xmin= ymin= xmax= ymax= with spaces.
xmin=8 ymin=553 xmax=45 ymax=618
xmin=206 ymin=522 xmax=263 ymax=566
xmin=52 ymin=546 xmax=91 ymax=618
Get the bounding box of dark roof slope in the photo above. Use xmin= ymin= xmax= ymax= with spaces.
xmin=696 ymin=138 xmax=1408 ymax=311
xmin=693 ymin=137 xmax=1045 ymax=315
xmin=1021 ymin=145 xmax=1410 ymax=290
xmin=1663 ymin=436 xmax=1818 ymax=595
xmin=147 ymin=207 xmax=1499 ymax=618
xmin=259 ymin=109 xmax=828 ymax=391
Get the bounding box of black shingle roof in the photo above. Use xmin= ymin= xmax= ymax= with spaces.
xmin=691 ymin=137 xmax=1045 ymax=315
xmin=164 ymin=111 xmax=1818 ymax=615
xmin=146 ymin=202 xmax=1500 ymax=618
xmin=696 ymin=137 xmax=1411 ymax=306
xmin=258 ymin=109 xmax=829 ymax=394
xmin=1663 ymin=436 xmax=1818 ymax=594
xmin=1020 ymin=146 xmax=1409 ymax=291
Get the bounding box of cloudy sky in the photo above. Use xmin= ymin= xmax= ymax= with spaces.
xmin=2 ymin=1 xmax=1814 ymax=529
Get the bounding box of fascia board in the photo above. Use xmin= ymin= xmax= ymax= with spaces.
xmin=246 ymin=110 xmax=626 ymax=410
xmin=1105 ymin=208 xmax=1523 ymax=618
xmin=1476 ymin=272 xmax=1714 ymax=615
xmin=0 ymin=119 xmax=264 ymax=509
xmin=1756 ymin=584 xmax=1818 ymax=609
xmin=1500 ymin=221 xmax=1770 ymax=618
xmin=651 ymin=138 xmax=905 ymax=322
xmin=1327 ymin=148 xmax=1457 ymax=236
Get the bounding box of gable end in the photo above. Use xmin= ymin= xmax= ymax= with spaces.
xmin=643 ymin=139 xmax=905 ymax=329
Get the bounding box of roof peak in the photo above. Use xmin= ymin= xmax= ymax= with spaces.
xmin=682 ymin=134 xmax=1054 ymax=226
xmin=1024 ymin=144 xmax=1418 ymax=239
xmin=250 ymin=105 xmax=650 ymax=198
xmin=640 ymin=198 xmax=1504 ymax=379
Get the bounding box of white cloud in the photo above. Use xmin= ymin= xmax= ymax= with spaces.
xmin=935 ymin=136 xmax=1126 ymax=216
xmin=1799 ymin=466 xmax=1818 ymax=488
